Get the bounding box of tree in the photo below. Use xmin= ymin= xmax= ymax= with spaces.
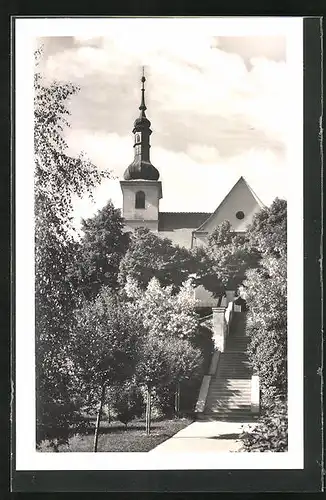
xmin=241 ymin=254 xmax=287 ymax=398
xmin=124 ymin=276 xmax=199 ymax=343
xmin=240 ymin=198 xmax=287 ymax=451
xmin=34 ymin=52 xmax=109 ymax=444
xmin=69 ymin=201 xmax=130 ymax=300
xmin=247 ymin=197 xmax=287 ymax=258
xmin=118 ymin=227 xmax=199 ymax=292
xmin=125 ymin=277 xmax=203 ymax=433
xmin=204 ymin=220 xmax=261 ymax=293
xmin=71 ymin=288 xmax=143 ymax=451
xmin=135 ymin=333 xmax=202 ymax=434
xmin=111 ymin=381 xmax=144 ymax=427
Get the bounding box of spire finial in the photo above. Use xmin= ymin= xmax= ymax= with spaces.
xmin=139 ymin=66 xmax=147 ymax=114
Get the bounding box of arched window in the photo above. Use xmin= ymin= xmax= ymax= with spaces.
xmin=135 ymin=191 xmax=145 ymax=209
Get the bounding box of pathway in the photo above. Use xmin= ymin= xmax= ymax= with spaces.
xmin=149 ymin=418 xmax=256 ymax=453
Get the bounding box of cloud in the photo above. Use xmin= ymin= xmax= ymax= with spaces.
xmin=37 ymin=33 xmax=289 ymax=218
xmin=40 ymin=34 xmax=288 ymax=154
xmin=215 ymin=36 xmax=286 ymax=66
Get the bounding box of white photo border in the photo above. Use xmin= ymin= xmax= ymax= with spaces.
xmin=15 ymin=16 xmax=304 ymax=471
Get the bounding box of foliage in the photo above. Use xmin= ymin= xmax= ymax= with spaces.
xmin=34 ymin=52 xmax=109 ymax=443
xmin=247 ymin=198 xmax=287 ymax=258
xmin=118 ymin=227 xmax=200 ymax=292
xmin=240 ymin=198 xmax=287 ymax=451
xmin=71 ymin=288 xmax=143 ymax=411
xmin=241 ymin=252 xmax=287 ymax=396
xmin=205 ymin=220 xmax=261 ymax=292
xmin=124 ymin=276 xmax=199 ymax=343
xmin=69 ymin=201 xmax=130 ymax=300
xmin=124 ymin=277 xmax=203 ymax=431
xmin=135 ymin=332 xmax=202 ymax=431
xmin=111 ymin=381 xmax=144 ymax=426
xmin=241 ymin=397 xmax=288 ymax=452
xmin=189 ymin=246 xmax=225 ymax=297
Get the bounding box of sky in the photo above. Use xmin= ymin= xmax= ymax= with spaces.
xmin=37 ymin=30 xmax=290 ymax=224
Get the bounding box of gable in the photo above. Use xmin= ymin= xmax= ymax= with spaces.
xmin=158 ymin=212 xmax=211 ymax=248
xmin=195 ymin=177 xmax=264 ymax=235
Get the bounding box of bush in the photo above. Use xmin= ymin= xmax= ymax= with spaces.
xmin=154 ymin=384 xmax=175 ymax=418
xmin=111 ymin=382 xmax=145 ymax=426
xmin=241 ymin=398 xmax=288 ymax=452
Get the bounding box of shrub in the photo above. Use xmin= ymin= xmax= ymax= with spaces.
xmin=241 ymin=398 xmax=288 ymax=452
xmin=112 ymin=382 xmax=145 ymax=426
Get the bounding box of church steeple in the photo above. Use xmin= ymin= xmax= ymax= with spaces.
xmin=123 ymin=69 xmax=160 ymax=181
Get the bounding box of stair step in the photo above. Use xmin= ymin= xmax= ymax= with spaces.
xmin=209 ymin=387 xmax=251 ymax=392
xmin=203 ymin=411 xmax=252 ymax=415
xmin=218 ymin=372 xmax=251 ymax=376
xmin=210 ymin=386 xmax=251 ymax=388
xmin=207 ymin=395 xmax=251 ymax=400
xmin=207 ymin=394 xmax=251 ymax=398
xmin=210 ymin=379 xmax=251 ymax=391
xmin=207 ymin=402 xmax=251 ymax=407
xmin=208 ymin=407 xmax=251 ymax=411
xmin=218 ymin=371 xmax=251 ymax=373
xmin=208 ymin=393 xmax=251 ymax=396
xmin=209 ymin=388 xmax=251 ymax=391
xmin=208 ymin=402 xmax=251 ymax=405
xmin=208 ymin=404 xmax=251 ymax=409
xmin=196 ymin=412 xmax=254 ymax=420
xmin=208 ymin=391 xmax=251 ymax=398
xmin=211 ymin=378 xmax=251 ymax=382
xmin=209 ymin=386 xmax=251 ymax=389
xmin=206 ymin=406 xmax=251 ymax=411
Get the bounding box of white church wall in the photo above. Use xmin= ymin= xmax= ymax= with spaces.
xmin=197 ymin=177 xmax=262 ymax=235
xmin=120 ymin=180 xmax=162 ymax=222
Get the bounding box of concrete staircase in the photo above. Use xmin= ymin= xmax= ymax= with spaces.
xmin=204 ymin=311 xmax=253 ymax=418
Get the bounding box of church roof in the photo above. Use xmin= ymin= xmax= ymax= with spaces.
xmin=158 ymin=212 xmax=212 ymax=231
xmin=124 ymin=161 xmax=160 ymax=181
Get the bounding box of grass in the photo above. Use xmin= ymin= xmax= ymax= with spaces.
xmin=38 ymin=417 xmax=193 ymax=452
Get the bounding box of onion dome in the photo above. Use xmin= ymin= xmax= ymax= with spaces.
xmin=123 ymin=159 xmax=160 ymax=181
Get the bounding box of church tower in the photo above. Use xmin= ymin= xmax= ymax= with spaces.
xmin=120 ymin=70 xmax=162 ymax=232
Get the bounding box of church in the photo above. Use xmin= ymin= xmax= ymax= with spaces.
xmin=120 ymin=73 xmax=264 ymax=249
xmin=119 ymin=73 xmax=263 ymax=418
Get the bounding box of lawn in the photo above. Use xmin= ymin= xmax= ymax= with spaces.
xmin=38 ymin=417 xmax=193 ymax=452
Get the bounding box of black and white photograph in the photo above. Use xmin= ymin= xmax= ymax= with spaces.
xmin=14 ymin=17 xmax=307 ymax=476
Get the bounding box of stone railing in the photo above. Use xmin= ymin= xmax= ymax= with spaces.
xmin=195 ymin=351 xmax=220 ymax=413
xmin=251 ymin=375 xmax=260 ymax=414
xmin=195 ymin=375 xmax=211 ymax=413
xmin=211 ymin=300 xmax=235 ymax=352
xmin=224 ymin=299 xmax=234 ymax=336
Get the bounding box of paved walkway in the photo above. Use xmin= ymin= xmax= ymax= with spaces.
xmin=149 ymin=419 xmax=256 ymax=453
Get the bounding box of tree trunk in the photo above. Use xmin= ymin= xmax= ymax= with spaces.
xmin=174 ymin=381 xmax=180 ymax=417
xmin=93 ymin=383 xmax=106 ymax=452
xmin=145 ymin=387 xmax=152 ymax=436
